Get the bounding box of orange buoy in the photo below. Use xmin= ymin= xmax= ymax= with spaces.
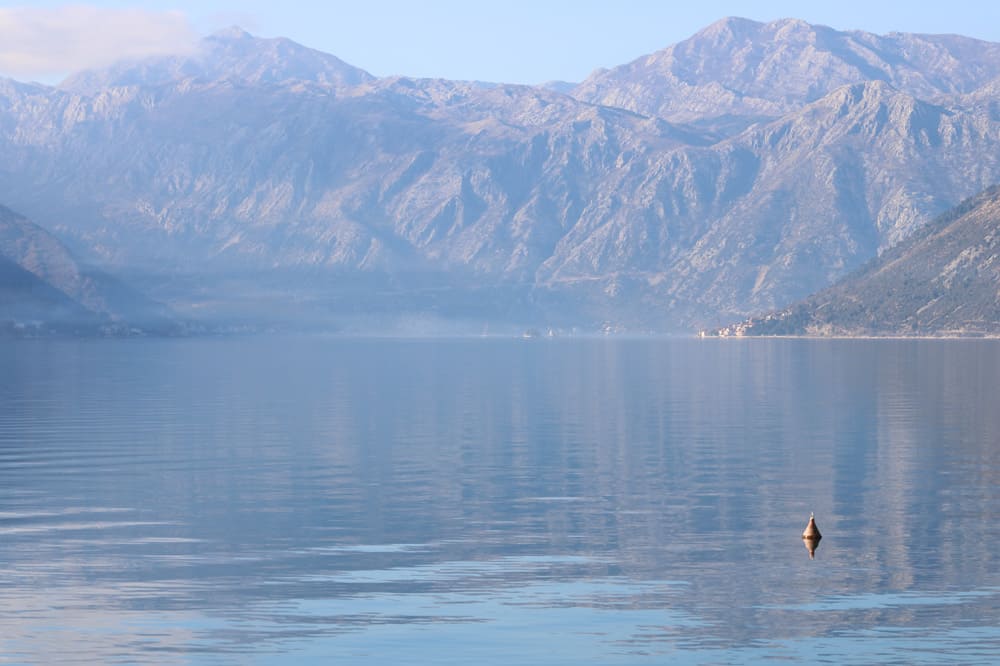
xmin=802 ymin=512 xmax=822 ymax=540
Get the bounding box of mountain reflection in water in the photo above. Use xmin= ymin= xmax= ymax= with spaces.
xmin=0 ymin=337 xmax=998 ymax=664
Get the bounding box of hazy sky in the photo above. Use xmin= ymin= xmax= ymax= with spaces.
xmin=3 ymin=1 xmax=1000 ymax=84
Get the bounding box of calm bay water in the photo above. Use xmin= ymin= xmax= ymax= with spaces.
xmin=0 ymin=337 xmax=998 ymax=664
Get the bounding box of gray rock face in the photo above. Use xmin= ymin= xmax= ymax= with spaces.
xmin=2 ymin=18 xmax=1000 ymax=331
xmin=716 ymin=185 xmax=1000 ymax=336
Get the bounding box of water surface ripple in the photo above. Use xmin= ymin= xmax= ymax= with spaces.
xmin=1 ymin=338 xmax=998 ymax=664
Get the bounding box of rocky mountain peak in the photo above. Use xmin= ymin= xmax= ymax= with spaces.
xmin=693 ymin=16 xmax=763 ymax=43
xmin=207 ymin=25 xmax=253 ymax=41
xmin=573 ymin=17 xmax=1000 ymax=125
xmin=59 ymin=28 xmax=373 ymax=95
xmin=693 ymin=16 xmax=819 ymax=46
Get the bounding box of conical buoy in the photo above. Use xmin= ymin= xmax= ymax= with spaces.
xmin=802 ymin=512 xmax=822 ymax=540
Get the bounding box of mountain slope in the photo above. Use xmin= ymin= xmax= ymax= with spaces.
xmin=716 ymin=185 xmax=1000 ymax=336
xmin=0 ymin=205 xmax=172 ymax=333
xmin=0 ymin=253 xmax=102 ymax=333
xmin=535 ymin=81 xmax=1000 ymax=321
xmin=0 ymin=57 xmax=719 ymax=326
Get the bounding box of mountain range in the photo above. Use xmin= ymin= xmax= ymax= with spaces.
xmin=2 ymin=18 xmax=1000 ymax=334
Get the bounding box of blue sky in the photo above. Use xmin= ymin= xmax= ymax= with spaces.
xmin=3 ymin=1 xmax=1000 ymax=84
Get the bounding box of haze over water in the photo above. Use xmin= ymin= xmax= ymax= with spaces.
xmin=1 ymin=337 xmax=998 ymax=664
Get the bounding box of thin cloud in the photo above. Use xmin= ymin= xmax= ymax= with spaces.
xmin=0 ymin=5 xmax=200 ymax=82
